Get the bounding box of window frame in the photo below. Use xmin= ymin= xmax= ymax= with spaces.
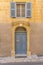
xmin=16 ymin=2 xmax=26 ymax=18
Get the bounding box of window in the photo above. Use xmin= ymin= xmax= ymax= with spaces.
xmin=10 ymin=2 xmax=32 ymax=18
xmin=16 ymin=4 xmax=25 ymax=17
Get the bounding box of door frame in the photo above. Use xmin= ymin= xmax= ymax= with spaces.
xmin=11 ymin=22 xmax=31 ymax=57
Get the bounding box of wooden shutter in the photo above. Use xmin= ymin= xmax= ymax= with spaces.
xmin=26 ymin=2 xmax=32 ymax=18
xmin=10 ymin=2 xmax=16 ymax=17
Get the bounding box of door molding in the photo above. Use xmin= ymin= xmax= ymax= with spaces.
xmin=11 ymin=21 xmax=31 ymax=57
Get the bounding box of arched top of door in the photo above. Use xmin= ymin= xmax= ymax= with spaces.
xmin=15 ymin=27 xmax=26 ymax=32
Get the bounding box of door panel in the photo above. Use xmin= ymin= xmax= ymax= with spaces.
xmin=15 ymin=32 xmax=27 ymax=55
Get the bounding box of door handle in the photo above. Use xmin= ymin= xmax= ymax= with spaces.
xmin=16 ymin=40 xmax=19 ymax=42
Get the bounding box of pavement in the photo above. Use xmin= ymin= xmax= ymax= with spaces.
xmin=0 ymin=55 xmax=43 ymax=63
xmin=1 ymin=62 xmax=43 ymax=65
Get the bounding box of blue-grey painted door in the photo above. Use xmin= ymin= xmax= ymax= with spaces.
xmin=15 ymin=32 xmax=27 ymax=55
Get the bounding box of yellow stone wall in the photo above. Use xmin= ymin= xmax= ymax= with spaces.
xmin=0 ymin=0 xmax=43 ymax=23
xmin=0 ymin=0 xmax=43 ymax=56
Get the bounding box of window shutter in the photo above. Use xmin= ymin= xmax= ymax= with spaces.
xmin=10 ymin=2 xmax=16 ymax=17
xmin=26 ymin=2 xmax=32 ymax=18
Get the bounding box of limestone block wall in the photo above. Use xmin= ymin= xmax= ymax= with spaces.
xmin=0 ymin=23 xmax=12 ymax=56
xmin=0 ymin=22 xmax=43 ymax=56
xmin=0 ymin=0 xmax=43 ymax=23
xmin=30 ymin=22 xmax=43 ymax=55
xmin=0 ymin=0 xmax=43 ymax=56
